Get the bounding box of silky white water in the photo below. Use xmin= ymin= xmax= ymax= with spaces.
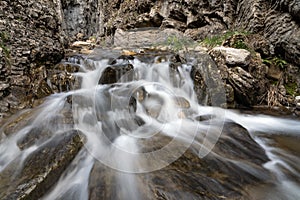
xmin=0 ymin=50 xmax=300 ymax=199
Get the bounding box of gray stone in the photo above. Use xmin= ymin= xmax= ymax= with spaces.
xmin=190 ymin=53 xmax=226 ymax=107
xmin=228 ymin=67 xmax=258 ymax=106
xmin=0 ymin=83 xmax=9 ymax=91
xmin=296 ymin=96 xmax=300 ymax=110
xmin=113 ymin=28 xmax=185 ymax=48
xmin=99 ymin=64 xmax=134 ymax=85
xmin=211 ymin=46 xmax=251 ymax=67
xmin=296 ymin=103 xmax=300 ymax=110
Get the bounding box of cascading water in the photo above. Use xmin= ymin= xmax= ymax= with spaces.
xmin=0 ymin=49 xmax=300 ymax=200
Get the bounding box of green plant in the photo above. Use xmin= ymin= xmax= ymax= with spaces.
xmin=200 ymin=30 xmax=250 ymax=48
xmin=285 ymin=82 xmax=299 ymax=96
xmin=167 ymin=35 xmax=181 ymax=50
xmin=232 ymin=39 xmax=248 ymax=50
xmin=201 ymin=36 xmax=224 ymax=48
xmin=262 ymin=57 xmax=287 ymax=69
xmin=270 ymin=80 xmax=279 ymax=86
xmin=164 ymin=35 xmax=194 ymax=51
xmin=0 ymin=31 xmax=10 ymax=61
xmin=273 ymin=57 xmax=287 ymax=69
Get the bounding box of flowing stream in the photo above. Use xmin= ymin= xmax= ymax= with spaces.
xmin=0 ymin=49 xmax=300 ymax=199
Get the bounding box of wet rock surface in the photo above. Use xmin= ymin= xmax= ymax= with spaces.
xmin=99 ymin=63 xmax=134 ymax=85
xmin=88 ymin=122 xmax=273 ymax=200
xmin=0 ymin=130 xmax=84 ymax=200
xmin=0 ymin=1 xmax=300 ymax=199
xmin=190 ymin=53 xmax=226 ymax=107
xmin=1 ymin=0 xmax=300 ymax=119
xmin=0 ymin=49 xmax=299 ymax=200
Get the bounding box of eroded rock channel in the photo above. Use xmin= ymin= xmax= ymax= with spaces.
xmin=0 ymin=49 xmax=300 ymax=199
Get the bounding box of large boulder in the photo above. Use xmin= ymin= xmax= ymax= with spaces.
xmin=210 ymin=46 xmax=251 ymax=67
xmin=228 ymin=67 xmax=258 ymax=106
xmin=190 ymin=53 xmax=226 ymax=107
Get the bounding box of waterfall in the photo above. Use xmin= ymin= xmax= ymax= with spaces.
xmin=0 ymin=49 xmax=300 ymax=200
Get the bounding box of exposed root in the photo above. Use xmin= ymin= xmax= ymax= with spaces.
xmin=266 ymin=85 xmax=285 ymax=107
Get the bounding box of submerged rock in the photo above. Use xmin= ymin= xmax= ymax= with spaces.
xmin=88 ymin=122 xmax=272 ymax=200
xmin=0 ymin=130 xmax=84 ymax=200
xmin=99 ymin=64 xmax=134 ymax=84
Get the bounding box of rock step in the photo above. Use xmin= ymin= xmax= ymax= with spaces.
xmin=0 ymin=130 xmax=84 ymax=200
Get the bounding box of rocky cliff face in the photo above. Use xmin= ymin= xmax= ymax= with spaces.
xmin=0 ymin=0 xmax=67 ymax=119
xmin=98 ymin=0 xmax=300 ymax=66
xmin=61 ymin=0 xmax=101 ymax=40
xmin=0 ymin=0 xmax=300 ymax=120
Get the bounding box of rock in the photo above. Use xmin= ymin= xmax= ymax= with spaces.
xmin=195 ymin=114 xmax=216 ymax=121
xmin=225 ymin=83 xmax=235 ymax=108
xmin=0 ymin=83 xmax=9 ymax=91
xmin=191 ymin=45 xmax=208 ymax=53
xmin=215 ymin=122 xmax=269 ymax=165
xmin=267 ymin=63 xmax=283 ymax=80
xmin=187 ymin=13 xmax=206 ymax=28
xmin=190 ymin=53 xmax=226 ymax=107
xmin=134 ymin=12 xmax=164 ymax=28
xmin=161 ymin=18 xmax=187 ymax=31
xmin=71 ymin=41 xmax=93 ymax=47
xmin=210 ymin=46 xmax=251 ymax=67
xmin=296 ymin=96 xmax=300 ymax=110
xmin=17 ymin=127 xmax=53 ymax=150
xmin=33 ymin=80 xmax=53 ymax=99
xmin=98 ymin=64 xmax=134 ymax=84
xmin=2 ymin=0 xmax=300 ymax=119
xmin=61 ymin=0 xmax=100 ymax=39
xmin=113 ymin=28 xmax=185 ymax=48
xmin=0 ymin=130 xmax=84 ymax=200
xmin=208 ymin=45 xmax=268 ymax=107
xmin=0 ymin=0 xmax=65 ymax=121
xmin=47 ymin=70 xmax=75 ymax=93
xmin=173 ymin=96 xmax=190 ymax=108
xmin=89 ymin=121 xmax=272 ymax=200
xmin=296 ymin=103 xmax=300 ymax=110
xmin=228 ymin=67 xmax=258 ymax=106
